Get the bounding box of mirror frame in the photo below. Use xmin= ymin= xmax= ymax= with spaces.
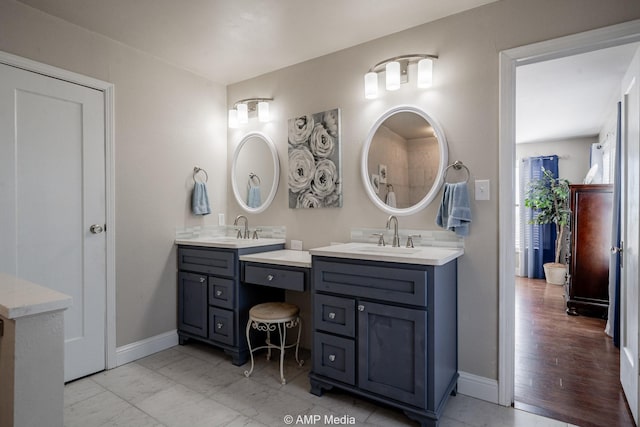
xmin=231 ymin=131 xmax=280 ymax=214
xmin=360 ymin=105 xmax=448 ymax=216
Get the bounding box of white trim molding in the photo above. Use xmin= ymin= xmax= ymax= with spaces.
xmin=0 ymin=50 xmax=117 ymax=372
xmin=498 ymin=19 xmax=640 ymax=407
xmin=115 ymin=330 xmax=179 ymax=367
xmin=458 ymin=371 xmax=499 ymax=404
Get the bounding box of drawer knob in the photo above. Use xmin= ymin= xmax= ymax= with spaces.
xmin=328 ymin=354 xmax=336 ymax=362
xmin=358 ymin=304 xmax=365 ymax=312
xmin=267 ymin=274 xmax=274 ymax=281
xmin=216 ymin=290 xmax=223 ymax=296
xmin=200 ymin=277 xmax=206 ymax=283
xmin=216 ymin=322 xmax=224 ymax=329
xmin=328 ymin=312 xmax=336 ymax=320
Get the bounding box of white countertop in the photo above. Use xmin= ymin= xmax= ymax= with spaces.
xmin=175 ymin=236 xmax=286 ymax=249
xmin=240 ymin=250 xmax=312 ymax=268
xmin=309 ymin=242 xmax=463 ymax=266
xmin=0 ymin=273 xmax=72 ymax=319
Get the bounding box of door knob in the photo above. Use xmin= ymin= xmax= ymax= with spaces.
xmin=90 ymin=224 xmax=104 ymax=234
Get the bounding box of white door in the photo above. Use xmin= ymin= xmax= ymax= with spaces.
xmin=0 ymin=63 xmax=106 ymax=382
xmin=621 ymin=47 xmax=640 ymax=425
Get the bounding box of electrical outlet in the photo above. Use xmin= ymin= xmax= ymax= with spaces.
xmin=475 ymin=179 xmax=490 ymax=201
xmin=291 ymin=240 xmax=303 ymax=251
xmin=218 ymin=213 xmax=225 ymax=226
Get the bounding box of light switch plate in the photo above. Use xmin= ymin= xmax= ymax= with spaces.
xmin=291 ymin=240 xmax=303 ymax=251
xmin=218 ymin=213 xmax=225 ymax=225
xmin=475 ymin=179 xmax=490 ymax=201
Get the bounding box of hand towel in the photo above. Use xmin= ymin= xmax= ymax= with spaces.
xmin=436 ymin=182 xmax=472 ymax=236
xmin=385 ymin=191 xmax=397 ymax=208
xmin=247 ymin=186 xmax=262 ymax=208
xmin=192 ymin=181 xmax=211 ymax=215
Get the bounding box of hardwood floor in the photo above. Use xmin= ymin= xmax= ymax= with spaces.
xmin=514 ymin=276 xmax=635 ymax=427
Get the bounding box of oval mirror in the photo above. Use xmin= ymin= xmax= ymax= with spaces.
xmin=361 ymin=105 xmax=448 ymax=216
xmin=232 ymin=132 xmax=280 ymax=214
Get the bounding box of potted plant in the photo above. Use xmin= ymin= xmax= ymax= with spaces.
xmin=524 ymin=168 xmax=571 ymax=285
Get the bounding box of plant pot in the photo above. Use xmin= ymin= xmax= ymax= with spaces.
xmin=543 ymin=262 xmax=567 ymax=285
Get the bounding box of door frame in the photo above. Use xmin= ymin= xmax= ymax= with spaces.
xmin=498 ymin=20 xmax=640 ymax=406
xmin=0 ymin=50 xmax=117 ymax=370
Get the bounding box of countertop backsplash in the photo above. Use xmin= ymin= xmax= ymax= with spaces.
xmin=175 ymin=225 xmax=286 ymax=240
xmin=350 ymin=227 xmax=464 ymax=249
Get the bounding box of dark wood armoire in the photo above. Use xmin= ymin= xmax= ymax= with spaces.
xmin=565 ymin=184 xmax=613 ymax=317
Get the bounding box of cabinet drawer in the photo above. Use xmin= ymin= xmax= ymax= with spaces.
xmin=314 ymin=259 xmax=428 ymax=306
xmin=314 ymin=294 xmax=355 ymax=337
xmin=209 ymin=307 xmax=234 ymax=346
xmin=244 ymin=264 xmax=306 ymax=291
xmin=208 ymin=277 xmax=234 ymax=309
xmin=178 ymin=247 xmax=235 ymax=277
xmin=313 ymin=332 xmax=355 ymax=385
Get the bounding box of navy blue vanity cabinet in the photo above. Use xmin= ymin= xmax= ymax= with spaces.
xmin=177 ymin=243 xmax=284 ymax=365
xmin=310 ymin=256 xmax=458 ymax=427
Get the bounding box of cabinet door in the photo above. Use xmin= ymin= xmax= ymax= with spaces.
xmin=358 ymin=301 xmax=427 ymax=408
xmin=178 ymin=272 xmax=208 ymax=337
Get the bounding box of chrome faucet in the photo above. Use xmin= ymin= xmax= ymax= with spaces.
xmin=386 ymin=215 xmax=400 ymax=247
xmin=233 ymin=215 xmax=249 ymax=239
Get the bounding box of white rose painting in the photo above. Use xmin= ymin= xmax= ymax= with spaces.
xmin=288 ymin=108 xmax=342 ymax=208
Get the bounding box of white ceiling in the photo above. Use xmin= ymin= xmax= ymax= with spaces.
xmin=516 ymin=42 xmax=639 ymax=144
xmin=18 ymin=0 xmax=498 ymax=85
xmin=19 ymin=0 xmax=634 ymax=144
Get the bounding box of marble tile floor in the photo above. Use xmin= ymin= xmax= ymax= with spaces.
xmin=65 ymin=342 xmax=579 ymax=427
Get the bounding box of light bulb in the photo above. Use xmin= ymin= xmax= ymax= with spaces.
xmin=364 ymin=72 xmax=378 ymax=99
xmin=386 ymin=61 xmax=400 ymax=91
xmin=257 ymin=101 xmax=270 ymax=122
xmin=237 ymin=103 xmax=248 ymax=124
xmin=417 ymin=58 xmax=433 ymax=88
xmin=228 ymin=109 xmax=238 ymax=128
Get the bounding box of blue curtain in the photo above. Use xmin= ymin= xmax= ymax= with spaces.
xmin=522 ymin=155 xmax=559 ymax=279
xmin=608 ymin=102 xmax=622 ymax=347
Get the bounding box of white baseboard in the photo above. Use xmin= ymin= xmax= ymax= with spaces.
xmin=115 ymin=330 xmax=179 ymax=367
xmin=457 ymin=371 xmax=499 ymax=404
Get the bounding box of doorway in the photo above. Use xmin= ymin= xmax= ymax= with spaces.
xmin=498 ymin=20 xmax=640 ymax=424
xmin=0 ymin=51 xmax=116 ymax=380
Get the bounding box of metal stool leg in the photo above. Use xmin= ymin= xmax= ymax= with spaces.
xmin=278 ymin=322 xmax=287 ymax=384
xmin=294 ymin=316 xmax=303 ymax=366
xmin=266 ymin=329 xmax=272 ymax=361
xmin=244 ymin=319 xmax=255 ymax=378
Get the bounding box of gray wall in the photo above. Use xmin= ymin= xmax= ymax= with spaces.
xmin=227 ymin=0 xmax=640 ymax=380
xmin=516 ymin=136 xmax=596 ymax=184
xmin=0 ymin=0 xmax=228 ymax=347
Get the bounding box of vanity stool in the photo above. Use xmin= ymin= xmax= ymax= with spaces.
xmin=244 ymin=302 xmax=303 ymax=384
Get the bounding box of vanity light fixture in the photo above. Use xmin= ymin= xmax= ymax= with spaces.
xmin=364 ymin=54 xmax=438 ymax=99
xmin=228 ymin=97 xmax=274 ymax=128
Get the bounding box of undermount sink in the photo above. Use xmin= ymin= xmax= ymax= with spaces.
xmin=355 ymin=245 xmax=421 ymax=255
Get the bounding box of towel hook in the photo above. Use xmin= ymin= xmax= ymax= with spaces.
xmin=248 ymin=172 xmax=261 ymax=188
xmin=193 ymin=166 xmax=208 ymax=183
xmin=443 ymin=160 xmax=470 ymax=183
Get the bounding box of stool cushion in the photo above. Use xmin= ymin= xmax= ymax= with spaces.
xmin=250 ymin=302 xmax=300 ymax=323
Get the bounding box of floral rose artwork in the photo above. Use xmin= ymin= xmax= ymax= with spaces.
xmin=288 ymin=147 xmax=316 ymax=193
xmin=288 ymin=114 xmax=314 ymax=145
xmin=311 ymin=159 xmax=337 ymax=197
xmin=296 ymin=191 xmax=322 ymax=208
xmin=309 ymin=123 xmax=335 ymax=158
xmin=288 ymin=108 xmax=342 ymax=208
